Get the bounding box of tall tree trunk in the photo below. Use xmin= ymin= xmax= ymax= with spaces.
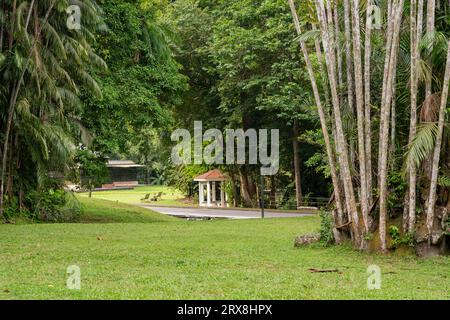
xmin=292 ymin=120 xmax=303 ymax=208
xmin=88 ymin=179 xmax=93 ymax=198
xmin=425 ymin=0 xmax=435 ymax=99
xmin=364 ymin=0 xmax=373 ymax=208
xmin=332 ymin=0 xmax=343 ymax=100
xmin=312 ymin=24 xmax=331 ymax=110
xmin=288 ymin=0 xmax=344 ymax=241
xmin=407 ymin=0 xmax=421 ymax=234
xmin=350 ymin=0 xmax=369 ymax=238
xmin=378 ymin=0 xmax=396 ymax=182
xmin=343 ymin=0 xmax=356 ymax=171
xmin=378 ymin=0 xmax=405 ymax=253
xmin=390 ymin=90 xmax=396 ymax=170
xmin=315 ymin=0 xmax=360 ymax=244
xmin=425 ymin=40 xmax=450 ymax=245
xmin=343 ymin=0 xmax=354 ymax=112
xmin=269 ymin=175 xmax=276 ymax=209
xmin=231 ymin=174 xmax=239 ymax=207
xmin=239 ymin=167 xmax=255 ymax=207
xmin=389 ymin=65 xmax=398 ymax=171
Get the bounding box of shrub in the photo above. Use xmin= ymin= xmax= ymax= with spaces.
xmin=319 ymin=210 xmax=334 ymax=245
xmin=26 ymin=189 xmax=81 ymax=222
xmin=388 ymin=225 xmax=415 ymax=248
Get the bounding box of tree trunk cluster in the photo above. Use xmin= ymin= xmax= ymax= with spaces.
xmin=289 ymin=0 xmax=450 ymax=255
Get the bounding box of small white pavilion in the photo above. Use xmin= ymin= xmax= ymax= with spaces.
xmin=193 ymin=169 xmax=228 ymax=207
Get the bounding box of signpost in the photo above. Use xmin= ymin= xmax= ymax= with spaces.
xmin=260 ymin=173 xmax=265 ymax=219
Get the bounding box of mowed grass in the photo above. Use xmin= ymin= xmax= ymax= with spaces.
xmin=0 ymin=197 xmax=449 ymax=300
xmin=77 ymin=197 xmax=175 ymax=223
xmin=79 ymin=185 xmax=189 ymax=206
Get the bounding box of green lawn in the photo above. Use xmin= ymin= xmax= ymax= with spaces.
xmin=79 ymin=185 xmax=191 ymax=206
xmin=0 ymin=197 xmax=449 ymax=300
xmin=77 ymin=196 xmax=175 ymax=223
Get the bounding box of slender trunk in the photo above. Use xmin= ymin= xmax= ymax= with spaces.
xmin=402 ymin=189 xmax=409 ymax=232
xmin=89 ymin=179 xmax=93 ymax=198
xmin=292 ymin=120 xmax=303 ymax=208
xmin=269 ymin=175 xmax=276 ymax=209
xmin=408 ymin=0 xmax=420 ymax=234
xmin=312 ymin=24 xmax=332 ymax=116
xmin=321 ymin=27 xmax=345 ymax=222
xmin=319 ymin=8 xmax=339 ymax=162
xmin=426 ymin=40 xmax=450 ymax=245
xmin=332 ymin=0 xmax=343 ymax=100
xmin=288 ymin=0 xmax=344 ymax=241
xmin=231 ymin=174 xmax=238 ymax=207
xmin=390 ymin=91 xmax=396 ymax=170
xmin=343 ymin=0 xmax=354 ymax=114
xmin=6 ymin=134 xmax=14 ymax=198
xmin=315 ymin=0 xmax=360 ymax=244
xmin=390 ymin=69 xmax=397 ymax=168
xmin=417 ymin=0 xmax=424 ymax=40
xmin=378 ymin=0 xmax=405 ymax=253
xmin=378 ymin=0 xmax=397 ymax=183
xmin=8 ymin=0 xmax=17 ymax=50
xmin=364 ymin=0 xmax=373 ymax=208
xmin=25 ymin=0 xmax=36 ymax=31
xmin=388 ymin=61 xmax=398 ymax=173
xmin=344 ymin=0 xmax=356 ymax=172
xmin=350 ymin=0 xmax=369 ymax=237
xmin=325 ymin=0 xmax=339 ymax=90
xmin=425 ymin=0 xmax=435 ymax=99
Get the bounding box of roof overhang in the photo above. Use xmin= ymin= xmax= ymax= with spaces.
xmin=107 ymin=164 xmax=145 ymax=168
xmin=194 ymin=178 xmax=227 ymax=182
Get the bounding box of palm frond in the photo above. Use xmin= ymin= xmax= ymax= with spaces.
xmin=405 ymin=123 xmax=439 ymax=171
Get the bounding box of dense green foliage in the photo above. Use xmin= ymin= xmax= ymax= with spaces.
xmin=165 ymin=0 xmax=330 ymax=207
xmin=0 ymin=0 xmax=106 ymax=220
xmin=82 ymin=0 xmax=187 ymax=157
xmin=0 ymin=0 xmax=187 ymax=220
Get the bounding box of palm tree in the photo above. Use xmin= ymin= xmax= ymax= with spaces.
xmin=288 ymin=0 xmax=344 ymax=243
xmin=288 ymin=0 xmax=450 ymax=253
xmin=350 ymin=0 xmax=370 ymax=237
xmin=364 ymin=0 xmax=373 ymax=209
xmin=407 ymin=0 xmax=422 ymax=234
xmin=0 ymin=0 xmax=106 ymax=218
xmin=378 ymin=0 xmax=405 ymax=253
xmin=315 ymin=0 xmax=361 ymax=244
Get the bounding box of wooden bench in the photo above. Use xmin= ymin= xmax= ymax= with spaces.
xmin=141 ymin=192 xmax=163 ymax=203
xmin=150 ymin=192 xmax=163 ymax=202
xmin=141 ymin=193 xmax=151 ymax=202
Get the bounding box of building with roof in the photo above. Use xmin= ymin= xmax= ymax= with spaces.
xmin=101 ymin=160 xmax=144 ymax=189
xmin=193 ymin=169 xmax=228 ymax=207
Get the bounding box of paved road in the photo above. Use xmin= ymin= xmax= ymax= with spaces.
xmin=141 ymin=206 xmax=313 ymax=219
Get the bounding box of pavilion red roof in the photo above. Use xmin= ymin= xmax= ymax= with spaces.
xmin=193 ymin=169 xmax=227 ymax=181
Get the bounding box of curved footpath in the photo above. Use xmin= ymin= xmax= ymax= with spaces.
xmin=139 ymin=205 xmax=315 ymax=219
